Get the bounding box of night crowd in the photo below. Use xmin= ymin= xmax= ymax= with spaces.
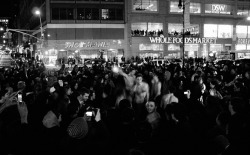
xmin=0 ymin=56 xmax=250 ymax=155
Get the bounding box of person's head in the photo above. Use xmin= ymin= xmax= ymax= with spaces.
xmin=198 ymin=77 xmax=203 ymax=85
xmin=77 ymin=87 xmax=90 ymax=103
xmin=164 ymin=71 xmax=171 ymax=81
xmin=65 ymin=85 xmax=73 ymax=96
xmin=245 ymin=71 xmax=250 ymax=79
xmin=210 ymin=80 xmax=217 ymax=89
xmin=17 ymin=81 xmax=26 ymax=91
xmin=229 ymin=97 xmax=245 ymax=115
xmin=145 ymin=101 xmax=157 ymax=114
xmin=74 ymin=82 xmax=79 ymax=90
xmin=136 ymin=73 xmax=143 ymax=84
xmin=152 ymin=74 xmax=159 ymax=83
xmin=216 ymin=112 xmax=230 ymax=128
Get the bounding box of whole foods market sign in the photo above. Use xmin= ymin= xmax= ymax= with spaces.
xmin=149 ymin=36 xmax=217 ymax=44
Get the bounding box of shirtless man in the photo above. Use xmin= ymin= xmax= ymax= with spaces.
xmin=133 ymin=73 xmax=149 ymax=104
xmin=133 ymin=73 xmax=149 ymax=120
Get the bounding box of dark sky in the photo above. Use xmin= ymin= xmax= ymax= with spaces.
xmin=0 ymin=0 xmax=19 ymax=17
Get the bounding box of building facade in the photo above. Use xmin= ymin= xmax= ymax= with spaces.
xmin=128 ymin=0 xmax=250 ymax=60
xmin=18 ymin=0 xmax=250 ymax=65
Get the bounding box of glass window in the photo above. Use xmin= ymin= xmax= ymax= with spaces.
xmin=168 ymin=23 xmax=183 ymax=36
xmin=218 ymin=25 xmax=232 ymax=38
xmin=102 ymin=8 xmax=123 ymax=20
xmin=204 ymin=24 xmax=217 ymax=38
xmin=237 ymin=5 xmax=250 ymax=16
xmin=170 ymin=2 xmax=183 ymax=13
xmin=52 ymin=8 xmax=73 ymax=20
xmin=52 ymin=8 xmax=60 ymax=20
xmin=247 ymin=45 xmax=250 ymax=50
xmin=60 ymin=8 xmax=67 ymax=20
xmin=190 ymin=3 xmax=201 ymax=14
xmin=248 ymin=26 xmax=250 ymax=38
xmin=131 ymin=23 xmax=163 ymax=37
xmin=236 ymin=44 xmax=247 ymax=50
xmin=210 ymin=44 xmax=223 ymax=51
xmin=148 ymin=23 xmax=163 ymax=36
xmin=185 ymin=24 xmax=199 ymax=37
xmin=77 ymin=8 xmax=85 ymax=20
xmin=132 ymin=0 xmax=158 ymax=12
xmin=168 ymin=44 xmax=180 ymax=51
xmin=85 ymin=8 xmax=92 ymax=20
xmin=170 ymin=2 xmax=201 ymax=14
xmin=236 ymin=25 xmax=247 ymax=38
xmin=139 ymin=44 xmax=164 ymax=51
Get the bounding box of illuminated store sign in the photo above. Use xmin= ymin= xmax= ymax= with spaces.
xmin=149 ymin=36 xmax=217 ymax=44
xmin=205 ymin=4 xmax=231 ymax=15
xmin=237 ymin=38 xmax=250 ymax=44
xmin=65 ymin=41 xmax=110 ymax=48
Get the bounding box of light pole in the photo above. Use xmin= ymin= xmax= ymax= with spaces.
xmin=35 ymin=10 xmax=43 ymax=40
xmin=178 ymin=0 xmax=185 ymax=69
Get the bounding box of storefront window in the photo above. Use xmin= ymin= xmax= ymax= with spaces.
xmin=131 ymin=23 xmax=163 ymax=37
xmin=210 ymin=44 xmax=223 ymax=51
xmin=185 ymin=44 xmax=199 ymax=58
xmin=170 ymin=2 xmax=201 ymax=14
xmin=204 ymin=24 xmax=217 ymax=38
xmin=132 ymin=0 xmax=158 ymax=12
xmin=218 ymin=25 xmax=232 ymax=38
xmin=236 ymin=25 xmax=247 ymax=38
xmin=168 ymin=23 xmax=199 ymax=37
xmin=247 ymin=45 xmax=250 ymax=50
xmin=168 ymin=23 xmax=183 ymax=36
xmin=168 ymin=44 xmax=180 ymax=51
xmin=139 ymin=44 xmax=164 ymax=51
xmin=248 ymin=26 xmax=250 ymax=38
xmin=204 ymin=24 xmax=232 ymax=38
xmin=236 ymin=44 xmax=247 ymax=50
xmin=237 ymin=5 xmax=250 ymax=16
xmin=205 ymin=4 xmax=232 ymax=15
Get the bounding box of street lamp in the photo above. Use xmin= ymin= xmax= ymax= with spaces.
xmin=178 ymin=0 xmax=185 ymax=68
xmin=35 ymin=10 xmax=43 ymax=40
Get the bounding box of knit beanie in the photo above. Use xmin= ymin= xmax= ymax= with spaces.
xmin=67 ymin=117 xmax=88 ymax=139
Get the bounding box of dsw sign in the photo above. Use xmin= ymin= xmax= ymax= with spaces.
xmin=212 ymin=4 xmax=226 ymax=12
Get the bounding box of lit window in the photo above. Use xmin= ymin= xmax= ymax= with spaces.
xmin=132 ymin=0 xmax=158 ymax=12
xmin=139 ymin=44 xmax=164 ymax=51
xmin=131 ymin=23 xmax=163 ymax=37
xmin=236 ymin=26 xmax=247 ymax=38
xmin=218 ymin=25 xmax=232 ymax=38
xmin=170 ymin=2 xmax=201 ymax=14
xmin=204 ymin=24 xmax=217 ymax=38
xmin=168 ymin=44 xmax=180 ymax=51
xmin=236 ymin=44 xmax=247 ymax=50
